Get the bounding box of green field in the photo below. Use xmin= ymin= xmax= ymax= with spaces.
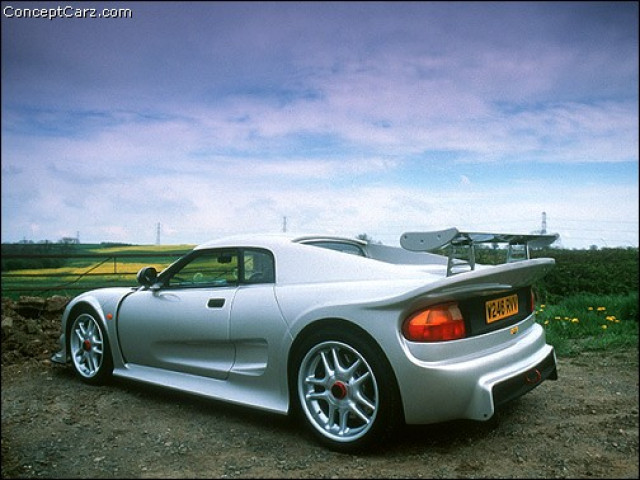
xmin=2 ymin=243 xmax=637 ymax=356
xmin=535 ymin=292 xmax=638 ymax=356
xmin=1 ymin=243 xmax=194 ymax=298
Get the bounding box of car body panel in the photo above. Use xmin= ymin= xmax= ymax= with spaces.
xmin=117 ymin=287 xmax=237 ymax=380
xmin=53 ymin=232 xmax=557 ymax=426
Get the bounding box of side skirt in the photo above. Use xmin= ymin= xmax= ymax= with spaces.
xmin=113 ymin=364 xmax=288 ymax=415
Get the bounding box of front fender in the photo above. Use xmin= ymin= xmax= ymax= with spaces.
xmin=51 ymin=287 xmax=134 ymax=365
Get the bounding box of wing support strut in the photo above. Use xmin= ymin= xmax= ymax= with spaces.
xmin=400 ymin=228 xmax=558 ymax=276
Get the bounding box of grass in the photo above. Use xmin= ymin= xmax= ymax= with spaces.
xmin=11 ymin=261 xmax=175 ymax=276
xmin=3 ymin=244 xmax=638 ymax=357
xmin=1 ymin=244 xmax=193 ymax=299
xmin=535 ymin=292 xmax=639 ymax=356
xmin=86 ymin=244 xmax=195 ymax=254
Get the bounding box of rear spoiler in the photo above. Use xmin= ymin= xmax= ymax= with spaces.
xmin=401 ymin=228 xmax=559 ymax=276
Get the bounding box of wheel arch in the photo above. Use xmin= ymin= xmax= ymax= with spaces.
xmin=61 ymin=297 xmax=114 ymax=368
xmin=64 ymin=299 xmax=108 ymax=352
xmin=65 ymin=298 xmax=115 ymax=384
xmin=286 ymin=317 xmax=403 ymax=418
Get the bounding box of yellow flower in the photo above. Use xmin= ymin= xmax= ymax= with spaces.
xmin=601 ymin=325 xmax=608 ymax=330
xmin=571 ymin=318 xmax=579 ymax=323
xmin=544 ymin=320 xmax=549 ymax=325
xmin=588 ymin=307 xmax=594 ymax=311
xmin=597 ymin=307 xmax=606 ymax=312
xmin=554 ymin=316 xmax=561 ymax=320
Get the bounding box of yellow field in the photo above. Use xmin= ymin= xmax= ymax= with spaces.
xmin=4 ymin=244 xmax=193 ymax=276
xmin=12 ymin=262 xmax=173 ymax=276
xmin=92 ymin=244 xmax=195 ymax=254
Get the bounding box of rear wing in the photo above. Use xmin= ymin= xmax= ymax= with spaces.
xmin=401 ymin=228 xmax=558 ymax=276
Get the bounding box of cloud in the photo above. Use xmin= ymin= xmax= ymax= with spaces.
xmin=1 ymin=2 xmax=637 ymax=248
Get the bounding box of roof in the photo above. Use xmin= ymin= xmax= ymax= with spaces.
xmin=193 ymin=233 xmax=438 ymax=285
xmin=195 ymin=233 xmax=364 ymax=250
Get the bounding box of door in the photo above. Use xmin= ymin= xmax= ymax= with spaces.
xmin=117 ymin=249 xmax=240 ymax=380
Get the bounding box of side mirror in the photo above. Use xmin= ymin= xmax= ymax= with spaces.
xmin=136 ymin=266 xmax=158 ymax=287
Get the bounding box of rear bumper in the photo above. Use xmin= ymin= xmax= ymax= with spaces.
xmin=493 ymin=349 xmax=557 ymax=409
xmin=396 ymin=316 xmax=557 ymax=424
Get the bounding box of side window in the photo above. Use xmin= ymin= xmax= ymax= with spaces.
xmin=242 ymin=249 xmax=275 ymax=284
xmin=166 ymin=249 xmax=238 ymax=288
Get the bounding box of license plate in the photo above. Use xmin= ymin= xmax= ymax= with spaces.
xmin=485 ymin=294 xmax=519 ymax=324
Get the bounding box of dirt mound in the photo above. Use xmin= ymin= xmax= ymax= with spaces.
xmin=1 ymin=296 xmax=70 ymax=365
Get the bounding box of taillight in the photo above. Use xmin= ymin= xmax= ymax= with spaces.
xmin=402 ymin=303 xmax=466 ymax=342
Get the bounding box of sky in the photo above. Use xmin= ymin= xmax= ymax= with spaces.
xmin=1 ymin=1 xmax=638 ymax=249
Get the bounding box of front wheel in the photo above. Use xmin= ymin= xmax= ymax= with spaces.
xmin=68 ymin=309 xmax=113 ymax=385
xmin=292 ymin=329 xmax=401 ymax=452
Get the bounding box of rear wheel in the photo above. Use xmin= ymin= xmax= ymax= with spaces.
xmin=68 ymin=309 xmax=113 ymax=385
xmin=292 ymin=329 xmax=401 ymax=452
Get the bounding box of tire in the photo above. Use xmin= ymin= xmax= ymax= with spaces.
xmin=292 ymin=328 xmax=401 ymax=453
xmin=68 ymin=309 xmax=113 ymax=385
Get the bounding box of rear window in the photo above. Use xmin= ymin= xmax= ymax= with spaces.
xmin=304 ymin=241 xmax=366 ymax=257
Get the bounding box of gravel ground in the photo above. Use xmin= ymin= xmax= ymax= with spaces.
xmin=1 ymin=297 xmax=638 ymax=478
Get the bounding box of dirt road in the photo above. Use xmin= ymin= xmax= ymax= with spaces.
xmin=1 ymin=296 xmax=638 ymax=478
xmin=1 ymin=350 xmax=637 ymax=478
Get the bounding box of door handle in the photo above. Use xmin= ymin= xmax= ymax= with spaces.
xmin=207 ymin=298 xmax=225 ymax=308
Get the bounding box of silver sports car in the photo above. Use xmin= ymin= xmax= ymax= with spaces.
xmin=52 ymin=228 xmax=559 ymax=452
